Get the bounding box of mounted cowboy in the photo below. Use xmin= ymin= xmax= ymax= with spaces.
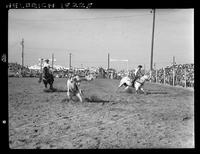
xmin=39 ymin=59 xmax=50 ymax=83
xmin=118 ymin=74 xmax=150 ymax=94
xmin=131 ymin=65 xmax=143 ymax=87
xmin=38 ymin=59 xmax=54 ymax=89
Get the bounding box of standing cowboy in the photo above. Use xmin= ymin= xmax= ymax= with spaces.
xmin=132 ymin=65 xmax=143 ymax=87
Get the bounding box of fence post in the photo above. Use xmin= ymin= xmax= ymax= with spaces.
xmin=156 ymin=69 xmax=157 ymax=83
xmin=185 ymin=68 xmax=187 ymax=88
xmin=150 ymin=70 xmax=152 ymax=83
xmin=164 ymin=68 xmax=165 ymax=85
xmin=173 ymin=68 xmax=175 ymax=86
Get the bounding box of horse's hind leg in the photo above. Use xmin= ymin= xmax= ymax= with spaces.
xmin=50 ymin=83 xmax=53 ymax=90
xmin=140 ymin=87 xmax=145 ymax=93
xmin=124 ymin=86 xmax=129 ymax=91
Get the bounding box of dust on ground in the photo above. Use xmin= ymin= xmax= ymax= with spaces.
xmin=9 ymin=78 xmax=194 ymax=149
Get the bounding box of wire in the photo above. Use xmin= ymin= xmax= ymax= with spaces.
xmin=9 ymin=14 xmax=152 ymax=24
xmin=9 ymin=10 xmax=190 ymax=23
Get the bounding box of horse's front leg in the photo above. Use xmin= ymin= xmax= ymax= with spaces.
xmin=76 ymin=92 xmax=83 ymax=102
xmin=124 ymin=86 xmax=129 ymax=91
xmin=50 ymin=82 xmax=53 ymax=90
xmin=140 ymin=87 xmax=145 ymax=94
xmin=116 ymin=82 xmax=123 ymax=91
xmin=135 ymin=85 xmax=139 ymax=94
xmin=44 ymin=82 xmax=47 ymax=88
xmin=79 ymin=89 xmax=83 ymax=96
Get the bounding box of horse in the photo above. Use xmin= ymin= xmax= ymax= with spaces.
xmin=66 ymin=76 xmax=83 ymax=102
xmin=118 ymin=75 xmax=150 ymax=94
xmin=42 ymin=67 xmax=54 ymax=90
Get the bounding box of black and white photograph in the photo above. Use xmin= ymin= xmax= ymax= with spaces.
xmin=7 ymin=7 xmax=194 ymax=149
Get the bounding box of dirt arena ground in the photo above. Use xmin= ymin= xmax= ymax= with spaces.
xmin=8 ymin=77 xmax=194 ymax=149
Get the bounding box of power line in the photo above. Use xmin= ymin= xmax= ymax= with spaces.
xmin=9 ymin=11 xmax=185 ymax=23
xmin=9 ymin=14 xmax=152 ymax=23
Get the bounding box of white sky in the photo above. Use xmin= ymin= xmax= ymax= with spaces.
xmin=8 ymin=9 xmax=194 ymax=70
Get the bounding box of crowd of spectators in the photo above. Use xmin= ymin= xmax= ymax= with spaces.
xmin=8 ymin=63 xmax=99 ymax=78
xmin=8 ymin=62 xmax=194 ymax=88
xmin=150 ymin=63 xmax=194 ymax=87
xmin=8 ymin=63 xmax=36 ymax=77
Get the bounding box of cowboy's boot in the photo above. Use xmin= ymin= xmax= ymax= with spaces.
xmin=132 ymin=79 xmax=136 ymax=88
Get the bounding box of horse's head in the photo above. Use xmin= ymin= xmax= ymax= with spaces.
xmin=73 ymin=75 xmax=80 ymax=82
xmin=140 ymin=74 xmax=150 ymax=81
xmin=143 ymin=74 xmax=151 ymax=81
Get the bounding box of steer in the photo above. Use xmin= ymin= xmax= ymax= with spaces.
xmin=66 ymin=76 xmax=83 ymax=102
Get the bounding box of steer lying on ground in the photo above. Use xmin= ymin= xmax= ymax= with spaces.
xmin=66 ymin=76 xmax=83 ymax=102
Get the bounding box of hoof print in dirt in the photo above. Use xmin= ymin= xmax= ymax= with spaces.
xmin=43 ymin=88 xmax=57 ymax=93
xmin=125 ymin=88 xmax=134 ymax=93
xmin=61 ymin=98 xmax=67 ymax=103
xmin=84 ymin=95 xmax=110 ymax=103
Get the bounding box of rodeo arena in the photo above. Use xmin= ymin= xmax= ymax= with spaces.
xmin=8 ymin=10 xmax=194 ymax=149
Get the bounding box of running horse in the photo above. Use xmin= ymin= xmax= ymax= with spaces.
xmin=42 ymin=67 xmax=54 ymax=90
xmin=117 ymin=75 xmax=150 ymax=94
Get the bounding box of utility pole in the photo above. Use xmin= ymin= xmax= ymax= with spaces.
xmin=127 ymin=60 xmax=129 ymax=75
xmin=150 ymin=9 xmax=156 ymax=81
xmin=108 ymin=53 xmax=110 ymax=70
xmin=20 ymin=38 xmax=24 ymax=76
xmin=52 ymin=53 xmax=54 ymax=69
xmin=21 ymin=38 xmax=24 ymax=69
xmin=154 ymin=63 xmax=157 ymax=83
xmin=69 ymin=53 xmax=72 ymax=69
